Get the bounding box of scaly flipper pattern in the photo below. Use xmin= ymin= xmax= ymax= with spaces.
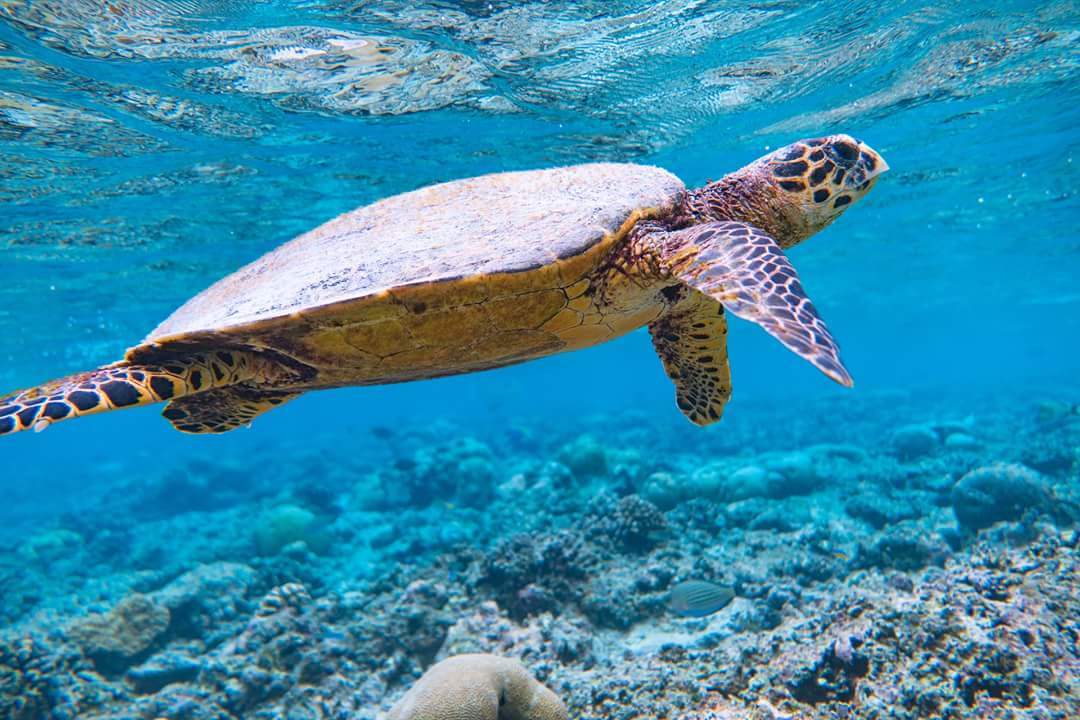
xmin=656 ymin=220 xmax=853 ymax=387
xmin=649 ymin=291 xmax=732 ymax=425
xmin=0 ymin=350 xmax=284 ymax=436
xmin=162 ymin=387 xmax=299 ymax=434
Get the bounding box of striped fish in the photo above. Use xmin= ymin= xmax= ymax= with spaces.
xmin=668 ymin=580 xmax=735 ymax=618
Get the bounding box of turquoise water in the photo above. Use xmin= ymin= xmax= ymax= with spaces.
xmin=0 ymin=1 xmax=1078 ymax=717
xmin=2 ymin=0 xmax=1075 ymax=494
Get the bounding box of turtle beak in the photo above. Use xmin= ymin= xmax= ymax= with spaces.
xmin=832 ymin=137 xmax=888 ymax=194
xmin=856 ymin=140 xmax=888 ymax=182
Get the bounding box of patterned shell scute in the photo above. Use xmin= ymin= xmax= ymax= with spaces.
xmin=150 ymin=163 xmax=685 ymax=338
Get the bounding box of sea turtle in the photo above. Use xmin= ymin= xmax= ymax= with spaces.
xmin=0 ymin=134 xmax=886 ymax=436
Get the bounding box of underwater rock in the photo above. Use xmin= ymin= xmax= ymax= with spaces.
xmin=290 ymin=470 xmax=343 ymax=516
xmin=747 ymin=505 xmax=803 ymax=533
xmin=150 ymin=562 xmax=256 ymax=645
xmin=931 ymin=418 xmax=976 ymax=438
xmin=132 ymin=684 xmax=224 ymax=720
xmin=886 ymin=573 xmax=916 ymax=593
xmin=339 ymin=574 xmax=455 ymax=681
xmin=760 ymin=450 xmax=822 ymax=497
xmin=711 ymin=451 xmax=823 ymax=503
xmin=723 ymin=465 xmax=773 ymax=500
xmin=844 ymin=492 xmax=919 ymax=529
xmin=390 ymin=580 xmax=455 ymax=665
xmin=943 ymin=432 xmax=979 ymax=451
xmin=454 ymin=456 xmax=498 ymax=506
xmin=1020 ymin=434 xmax=1079 ymax=477
xmin=722 ymin=498 xmax=773 ymax=529
xmin=194 ymin=582 xmax=334 ymax=715
xmin=0 ymin=634 xmax=90 ymax=720
xmin=638 ymin=471 xmax=685 ymax=510
xmin=514 ymin=583 xmax=558 ymax=617
xmin=440 ymin=600 xmax=595 ymax=669
xmin=891 ymin=424 xmax=940 ymax=460
xmin=583 ymin=495 xmax=667 ymax=553
xmin=482 ymin=532 xmax=592 ymax=620
xmin=557 ymin=434 xmax=609 ymax=478
xmin=498 ymin=460 xmax=576 ymax=502
xmin=253 ymin=503 xmax=330 ymax=556
xmin=387 ymin=653 xmax=568 ymax=720
xmin=784 ymin=634 xmax=870 ymax=705
xmin=68 ymin=594 xmax=170 ymax=675
xmin=856 ymin=524 xmax=949 ymax=572
xmin=582 ymin=563 xmax=671 ymax=630
xmin=17 ymin=527 xmax=82 ymax=564
xmin=807 ymin=443 xmax=868 ymax=462
xmin=1034 ymin=399 xmax=1079 ymax=428
xmin=370 ymin=437 xmax=498 ymax=509
xmin=667 ymin=497 xmax=726 ymax=535
xmin=951 ymin=463 xmax=1052 ymax=531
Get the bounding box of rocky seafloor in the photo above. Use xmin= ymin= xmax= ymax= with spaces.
xmin=1 ymin=388 xmax=1078 ymax=719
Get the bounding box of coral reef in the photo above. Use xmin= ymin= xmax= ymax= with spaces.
xmin=68 ymin=594 xmax=170 ymax=675
xmin=0 ymin=391 xmax=1077 ymax=719
xmin=951 ymin=463 xmax=1054 ymax=531
xmin=253 ymin=503 xmax=331 ymax=556
xmin=387 ymin=653 xmax=568 ymax=720
xmin=582 ymin=494 xmax=668 ymax=553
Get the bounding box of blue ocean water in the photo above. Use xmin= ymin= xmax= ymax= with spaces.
xmin=1 ymin=0 xmax=1074 ymax=496
xmin=0 ymin=2 xmax=1077 ymax=717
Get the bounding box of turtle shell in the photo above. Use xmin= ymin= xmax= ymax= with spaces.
xmin=148 ymin=163 xmax=685 ymax=341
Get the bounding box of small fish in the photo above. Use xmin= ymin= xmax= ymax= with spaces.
xmin=668 ymin=580 xmax=735 ymax=618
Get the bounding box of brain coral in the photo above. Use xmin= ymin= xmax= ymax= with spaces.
xmin=387 ymin=653 xmax=567 ymax=720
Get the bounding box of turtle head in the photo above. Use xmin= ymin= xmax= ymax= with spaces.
xmin=758 ymin=134 xmax=888 ymax=246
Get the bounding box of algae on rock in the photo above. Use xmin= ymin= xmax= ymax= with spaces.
xmin=68 ymin=593 xmax=170 ymax=675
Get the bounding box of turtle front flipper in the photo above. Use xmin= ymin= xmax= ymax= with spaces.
xmin=0 ymin=351 xmax=287 ymax=436
xmin=649 ymin=291 xmax=732 ymax=426
xmin=162 ymin=387 xmax=299 ymax=434
xmin=653 ymin=220 xmax=853 ymax=387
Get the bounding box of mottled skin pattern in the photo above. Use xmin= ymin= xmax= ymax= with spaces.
xmin=162 ymin=386 xmax=299 ymax=433
xmin=0 ymin=351 xmax=282 ymax=434
xmin=649 ymin=289 xmax=732 ymax=425
xmin=0 ymin=134 xmax=886 ymax=435
xmin=644 ymin=220 xmax=853 ymax=424
xmin=387 ymin=654 xmax=568 ymax=720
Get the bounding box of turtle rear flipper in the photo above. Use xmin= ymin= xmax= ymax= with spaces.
xmin=649 ymin=292 xmax=732 ymax=426
xmin=0 ymin=351 xmax=286 ymax=436
xmin=162 ymin=387 xmax=299 ymax=434
xmin=654 ymin=220 xmax=853 ymax=392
